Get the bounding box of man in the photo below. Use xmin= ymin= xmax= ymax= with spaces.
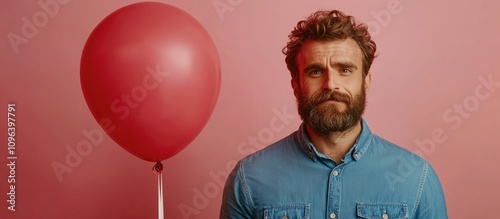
xmin=220 ymin=10 xmax=447 ymax=219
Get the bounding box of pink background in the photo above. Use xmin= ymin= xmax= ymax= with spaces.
xmin=1 ymin=0 xmax=499 ymax=218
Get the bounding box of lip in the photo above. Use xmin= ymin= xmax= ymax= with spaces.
xmin=323 ymin=99 xmax=343 ymax=103
xmin=319 ymin=100 xmax=345 ymax=105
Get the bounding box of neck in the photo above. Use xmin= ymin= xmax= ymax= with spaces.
xmin=306 ymin=120 xmax=362 ymax=164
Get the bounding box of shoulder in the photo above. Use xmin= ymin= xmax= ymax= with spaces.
xmin=369 ymin=134 xmax=427 ymax=165
xmin=362 ymin=134 xmax=434 ymax=189
xmin=367 ymin=134 xmax=445 ymax=191
xmin=228 ymin=130 xmax=314 ymax=186
xmin=238 ymin=131 xmax=303 ymax=170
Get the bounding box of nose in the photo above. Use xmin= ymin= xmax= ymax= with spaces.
xmin=323 ymin=70 xmax=340 ymax=91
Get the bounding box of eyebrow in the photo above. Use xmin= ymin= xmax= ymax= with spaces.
xmin=333 ymin=61 xmax=358 ymax=70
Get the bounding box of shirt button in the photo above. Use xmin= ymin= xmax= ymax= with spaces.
xmin=330 ymin=212 xmax=336 ymax=218
xmin=382 ymin=213 xmax=389 ymax=219
xmin=332 ymin=170 xmax=338 ymax=176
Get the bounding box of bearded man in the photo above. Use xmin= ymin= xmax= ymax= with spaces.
xmin=220 ymin=10 xmax=447 ymax=219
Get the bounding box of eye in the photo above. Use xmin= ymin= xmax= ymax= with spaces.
xmin=307 ymin=69 xmax=323 ymax=78
xmin=340 ymin=68 xmax=352 ymax=75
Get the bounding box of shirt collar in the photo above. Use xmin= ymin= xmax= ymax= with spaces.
xmin=296 ymin=118 xmax=373 ymax=163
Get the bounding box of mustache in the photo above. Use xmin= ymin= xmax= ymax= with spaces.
xmin=313 ymin=90 xmax=351 ymax=105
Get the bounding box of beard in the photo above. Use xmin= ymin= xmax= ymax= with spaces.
xmin=297 ymin=84 xmax=366 ymax=138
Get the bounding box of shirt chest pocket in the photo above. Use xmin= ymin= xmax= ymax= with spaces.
xmin=356 ymin=203 xmax=408 ymax=219
xmin=263 ymin=204 xmax=310 ymax=219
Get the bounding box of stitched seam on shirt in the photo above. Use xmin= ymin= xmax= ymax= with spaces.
xmin=357 ymin=133 xmax=373 ymax=159
xmin=337 ymin=168 xmax=342 ymax=217
xmin=238 ymin=160 xmax=255 ymax=212
xmin=411 ymin=162 xmax=428 ymax=217
xmin=295 ymin=133 xmax=310 ymax=158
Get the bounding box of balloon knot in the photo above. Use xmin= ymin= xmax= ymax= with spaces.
xmin=152 ymin=161 xmax=163 ymax=174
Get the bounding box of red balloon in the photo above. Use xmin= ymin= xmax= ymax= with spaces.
xmin=80 ymin=2 xmax=220 ymax=162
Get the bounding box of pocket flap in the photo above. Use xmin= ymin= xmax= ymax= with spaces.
xmin=356 ymin=202 xmax=408 ymax=219
xmin=264 ymin=204 xmax=310 ymax=219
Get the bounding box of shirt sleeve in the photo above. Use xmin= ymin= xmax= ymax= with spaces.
xmin=220 ymin=160 xmax=254 ymax=219
xmin=413 ymin=163 xmax=448 ymax=218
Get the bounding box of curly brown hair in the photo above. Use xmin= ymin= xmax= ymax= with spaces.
xmin=283 ymin=10 xmax=377 ymax=80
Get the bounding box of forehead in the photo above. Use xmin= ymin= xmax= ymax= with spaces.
xmin=296 ymin=38 xmax=363 ymax=67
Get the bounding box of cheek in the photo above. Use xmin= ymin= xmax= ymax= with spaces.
xmin=344 ymin=76 xmax=365 ymax=94
xmin=349 ymin=83 xmax=365 ymax=97
xmin=302 ymin=79 xmax=323 ymax=95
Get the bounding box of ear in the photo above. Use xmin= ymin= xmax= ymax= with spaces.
xmin=364 ymin=73 xmax=371 ymax=93
xmin=291 ymin=78 xmax=300 ymax=99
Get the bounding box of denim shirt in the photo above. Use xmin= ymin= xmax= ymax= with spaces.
xmin=220 ymin=119 xmax=447 ymax=219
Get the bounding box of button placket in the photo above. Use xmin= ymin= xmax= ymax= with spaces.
xmin=327 ymin=167 xmax=341 ymax=219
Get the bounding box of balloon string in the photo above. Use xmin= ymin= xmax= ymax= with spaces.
xmin=153 ymin=162 xmax=164 ymax=219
